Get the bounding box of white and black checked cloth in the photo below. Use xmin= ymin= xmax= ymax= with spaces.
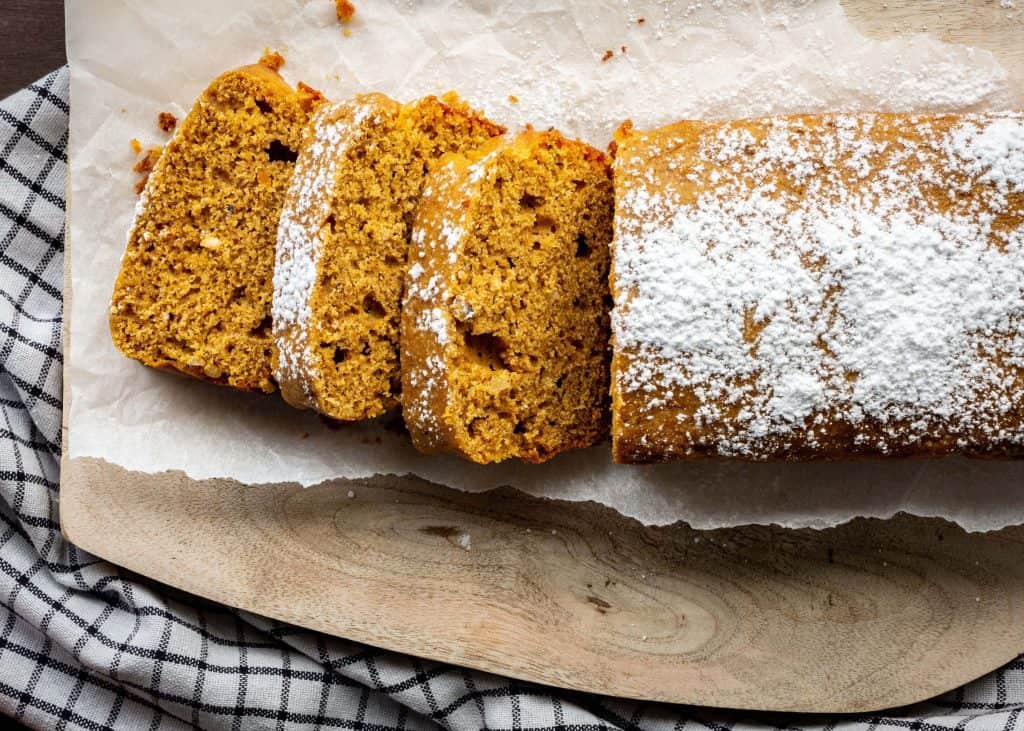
xmin=2 ymin=66 xmax=1024 ymax=731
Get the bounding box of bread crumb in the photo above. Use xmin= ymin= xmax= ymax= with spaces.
xmin=601 ymin=49 xmax=614 ymax=62
xmin=157 ymin=111 xmax=177 ymax=133
xmin=336 ymin=0 xmax=356 ymax=22
xmin=637 ymin=17 xmax=645 ymax=24
xmin=259 ymin=50 xmax=285 ymax=71
xmin=508 ymin=94 xmax=519 ymax=104
xmin=342 ymin=27 xmax=353 ymax=37
xmin=620 ymin=45 xmax=628 ymax=54
xmin=133 ymin=146 xmax=162 ymax=174
xmin=132 ymin=145 xmax=162 ymax=195
xmin=129 ymin=138 xmax=142 ymax=155
xmin=297 ymin=81 xmax=327 ymax=112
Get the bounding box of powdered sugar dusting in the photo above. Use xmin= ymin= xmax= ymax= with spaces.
xmin=402 ymin=159 xmax=477 ymax=440
xmin=949 ymin=117 xmax=1024 ymax=193
xmin=272 ymin=100 xmax=375 ymax=402
xmin=613 ymin=112 xmax=1024 ymax=459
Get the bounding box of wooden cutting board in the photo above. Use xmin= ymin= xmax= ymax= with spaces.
xmin=61 ymin=0 xmax=1024 ymax=714
xmin=62 ymin=460 xmax=1024 ymax=713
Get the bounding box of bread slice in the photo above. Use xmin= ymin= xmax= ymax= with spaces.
xmin=110 ymin=61 xmax=321 ymax=393
xmin=272 ymin=93 xmax=503 ymax=420
xmin=401 ymin=129 xmax=615 ymax=463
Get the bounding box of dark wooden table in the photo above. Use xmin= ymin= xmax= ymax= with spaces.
xmin=0 ymin=0 xmax=66 ymax=99
xmin=1 ymin=4 xmax=67 ymax=728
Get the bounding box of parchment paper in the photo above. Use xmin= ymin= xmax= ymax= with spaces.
xmin=66 ymin=0 xmax=1024 ymax=530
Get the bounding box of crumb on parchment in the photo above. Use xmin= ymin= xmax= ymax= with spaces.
xmin=508 ymin=94 xmax=519 ymax=104
xmin=133 ymin=146 xmax=162 ymax=175
xmin=601 ymin=49 xmax=614 ymax=62
xmin=129 ymin=138 xmax=142 ymax=155
xmin=158 ymin=111 xmax=177 ymax=133
xmin=336 ymin=0 xmax=356 ymax=22
xmin=132 ymin=146 xmax=163 ymax=196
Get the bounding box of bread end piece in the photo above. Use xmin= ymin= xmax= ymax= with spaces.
xmin=110 ymin=63 xmax=319 ymax=393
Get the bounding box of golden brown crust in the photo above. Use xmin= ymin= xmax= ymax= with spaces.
xmin=611 ymin=112 xmax=1024 ymax=462
xmin=110 ymin=63 xmax=319 ymax=393
xmin=296 ymin=82 xmax=328 ymax=112
xmin=402 ymin=129 xmax=614 ymax=463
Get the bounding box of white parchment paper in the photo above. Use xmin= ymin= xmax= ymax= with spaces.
xmin=66 ymin=0 xmax=1024 ymax=530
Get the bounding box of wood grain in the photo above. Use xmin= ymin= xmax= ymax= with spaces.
xmin=844 ymin=0 xmax=1024 ymax=89
xmin=60 ymin=0 xmax=1024 ymax=715
xmin=0 ymin=0 xmax=66 ymax=100
xmin=62 ymin=457 xmax=1024 ymax=713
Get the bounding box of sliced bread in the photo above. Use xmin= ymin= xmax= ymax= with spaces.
xmin=401 ymin=129 xmax=615 ymax=463
xmin=272 ymin=93 xmax=503 ymax=419
xmin=110 ymin=61 xmax=321 ymax=392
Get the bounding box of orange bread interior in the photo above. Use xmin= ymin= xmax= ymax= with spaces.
xmin=110 ymin=62 xmax=319 ymax=392
xmin=401 ymin=129 xmax=615 ymax=463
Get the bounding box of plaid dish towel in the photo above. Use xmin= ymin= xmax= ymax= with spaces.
xmin=2 ymin=67 xmax=1023 ymax=731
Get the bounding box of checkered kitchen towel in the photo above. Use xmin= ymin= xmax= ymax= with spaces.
xmin=2 ymin=67 xmax=1023 ymax=731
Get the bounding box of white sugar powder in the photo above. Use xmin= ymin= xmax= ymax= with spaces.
xmin=948 ymin=117 xmax=1024 ymax=194
xmin=401 ymin=160 xmax=475 ymax=437
xmin=614 ymin=113 xmax=1024 ymax=455
xmin=272 ymin=101 xmax=375 ymax=395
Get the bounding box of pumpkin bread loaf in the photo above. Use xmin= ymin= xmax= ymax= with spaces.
xmin=401 ymin=129 xmax=615 ymax=463
xmin=272 ymin=93 xmax=503 ymax=420
xmin=610 ymin=112 xmax=1024 ymax=462
xmin=110 ymin=61 xmax=322 ymax=392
